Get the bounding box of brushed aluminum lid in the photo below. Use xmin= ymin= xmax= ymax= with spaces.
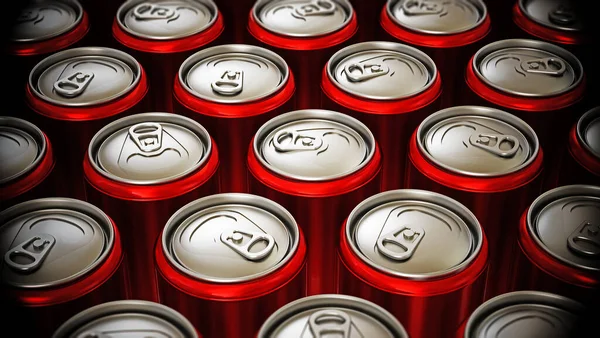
xmin=473 ymin=39 xmax=583 ymax=97
xmin=519 ymin=0 xmax=583 ymax=32
xmin=417 ymin=106 xmax=539 ymax=177
xmin=0 ymin=117 xmax=47 ymax=186
xmin=252 ymin=0 xmax=354 ymax=37
xmin=577 ymin=107 xmax=600 ymax=159
xmin=327 ymin=41 xmax=437 ymax=101
xmin=162 ymin=194 xmax=299 ymax=283
xmin=0 ymin=198 xmax=113 ymax=289
xmin=10 ymin=0 xmax=83 ymax=42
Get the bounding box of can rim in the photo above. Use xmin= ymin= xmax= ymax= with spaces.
xmin=0 ymin=117 xmax=48 ymax=185
xmin=518 ymin=0 xmax=580 ymax=32
xmin=569 ymin=122 xmax=600 ymax=176
xmin=52 ymin=300 xmax=198 ymax=338
xmin=513 ymin=3 xmax=584 ymax=45
xmin=10 ymin=0 xmax=84 ymax=43
xmin=257 ymin=294 xmax=408 ymax=338
xmin=576 ymin=106 xmax=600 ymax=160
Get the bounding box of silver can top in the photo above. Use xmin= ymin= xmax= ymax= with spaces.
xmin=117 ymin=0 xmax=219 ymax=40
xmin=88 ymin=113 xmax=212 ymax=185
xmin=253 ymin=0 xmax=354 ymax=37
xmin=417 ymin=106 xmax=539 ymax=177
xmin=465 ymin=291 xmax=583 ymax=338
xmin=254 ymin=109 xmax=376 ymax=181
xmin=346 ymin=189 xmax=483 ymax=279
xmin=10 ymin=0 xmax=83 ymax=43
xmin=386 ymin=0 xmax=488 ymax=35
xmin=0 ymin=117 xmax=47 ymax=186
xmin=519 ymin=0 xmax=582 ymax=33
xmin=576 ymin=107 xmax=600 ymax=159
xmin=327 ymin=41 xmax=437 ymax=101
xmin=29 ymin=47 xmax=142 ymax=107
xmin=179 ymin=44 xmax=289 ymax=104
xmin=473 ymin=39 xmax=583 ymax=97
xmin=527 ymin=185 xmax=600 ymax=272
xmin=162 ymin=194 xmax=300 ymax=283
xmin=0 ymin=198 xmax=114 ymax=288
xmin=52 ymin=300 xmax=198 ymax=338
xmin=258 ymin=294 xmax=408 ymax=338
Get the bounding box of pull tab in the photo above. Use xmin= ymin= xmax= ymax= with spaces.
xmin=273 ymin=129 xmax=324 ymax=152
xmin=344 ymin=63 xmax=390 ymax=82
xmin=76 ymin=332 xmax=112 ymax=338
xmin=469 ymin=133 xmax=519 ymax=158
xmin=4 ymin=234 xmax=56 ymax=273
xmin=295 ymin=0 xmax=336 ymax=17
xmin=128 ymin=122 xmax=164 ymax=155
xmin=211 ymin=70 xmax=244 ymax=96
xmin=402 ymin=0 xmax=444 ymax=15
xmin=549 ymin=5 xmax=576 ymax=26
xmin=53 ymin=71 xmax=94 ymax=98
xmin=377 ymin=226 xmax=424 ymax=261
xmin=220 ymin=230 xmax=275 ymax=261
xmin=132 ymin=3 xmax=178 ymax=20
xmin=308 ymin=310 xmax=352 ymax=338
xmin=17 ymin=9 xmax=42 ymax=23
xmin=567 ymin=221 xmax=600 ymax=257
xmin=520 ymin=57 xmax=567 ymax=76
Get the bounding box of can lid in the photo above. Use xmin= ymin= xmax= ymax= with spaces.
xmin=465 ymin=291 xmax=583 ymax=338
xmin=0 ymin=117 xmax=47 ymax=186
xmin=52 ymin=300 xmax=198 ymax=338
xmin=327 ymin=41 xmax=437 ymax=101
xmin=0 ymin=198 xmax=114 ymax=288
xmin=417 ymin=106 xmax=539 ymax=177
xmin=386 ymin=0 xmax=487 ymax=35
xmin=258 ymin=294 xmax=408 ymax=337
xmin=346 ymin=189 xmax=482 ymax=279
xmin=527 ymin=185 xmax=600 ymax=272
xmin=252 ymin=0 xmax=354 ymax=37
xmin=116 ymin=0 xmax=219 ymax=40
xmin=179 ymin=44 xmax=289 ymax=104
xmin=519 ymin=0 xmax=582 ymax=33
xmin=88 ymin=113 xmax=211 ymax=185
xmin=254 ymin=109 xmax=375 ymax=181
xmin=162 ymin=193 xmax=299 ymax=283
xmin=577 ymin=107 xmax=600 ymax=159
xmin=473 ymin=39 xmax=583 ymax=98
xmin=10 ymin=0 xmax=83 ymax=43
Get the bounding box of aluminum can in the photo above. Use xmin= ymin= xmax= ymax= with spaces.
xmin=248 ymin=109 xmax=381 ymax=295
xmin=52 ymin=300 xmax=201 ymax=338
xmin=113 ymin=0 xmax=224 ymax=112
xmin=83 ymin=113 xmax=219 ymax=301
xmin=248 ymin=0 xmax=358 ymax=109
xmin=322 ymin=41 xmax=441 ymax=190
xmin=0 ymin=117 xmax=55 ymax=209
xmin=26 ymin=47 xmax=149 ymax=199
xmin=257 ymin=294 xmax=408 ymax=338
xmin=406 ymin=106 xmax=544 ymax=299
xmin=512 ymin=185 xmax=600 ymax=306
xmin=174 ymin=44 xmax=295 ymax=192
xmin=380 ymin=0 xmax=491 ymax=107
xmin=0 ymin=198 xmax=128 ymax=337
xmin=155 ymin=193 xmax=306 ymax=338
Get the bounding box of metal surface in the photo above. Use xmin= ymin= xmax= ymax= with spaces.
xmin=0 ymin=117 xmax=46 ymax=185
xmin=10 ymin=0 xmax=83 ymax=42
xmin=519 ymin=0 xmax=582 ymax=32
xmin=577 ymin=107 xmax=600 ymax=159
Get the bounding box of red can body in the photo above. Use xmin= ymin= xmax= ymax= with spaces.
xmin=557 ymin=122 xmax=600 ymax=185
xmin=512 ymin=1 xmax=585 ymax=46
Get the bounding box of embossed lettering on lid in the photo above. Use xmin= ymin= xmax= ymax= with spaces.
xmin=10 ymin=0 xmax=83 ymax=42
xmin=519 ymin=0 xmax=582 ymax=32
xmin=577 ymin=107 xmax=600 ymax=159
xmin=0 ymin=117 xmax=46 ymax=185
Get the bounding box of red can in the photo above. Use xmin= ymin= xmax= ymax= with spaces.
xmin=321 ymin=41 xmax=442 ymax=190
xmin=338 ymin=189 xmax=488 ymax=338
xmin=174 ymin=44 xmax=295 ymax=193
xmin=113 ymin=0 xmax=224 ymax=112
xmin=511 ymin=185 xmax=600 ymax=306
xmin=248 ymin=109 xmax=381 ymax=295
xmin=405 ymin=106 xmax=544 ymax=299
xmin=0 ymin=198 xmax=128 ymax=337
xmin=26 ymin=47 xmax=149 ymax=199
xmin=0 ymin=117 xmax=55 ymax=209
xmin=155 ymin=193 xmax=306 ymax=338
xmin=248 ymin=0 xmax=358 ymax=109
xmin=380 ymin=0 xmax=491 ymax=107
xmin=83 ymin=113 xmax=219 ymax=301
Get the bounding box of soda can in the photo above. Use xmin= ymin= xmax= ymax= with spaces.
xmin=26 ymin=47 xmax=149 ymax=199
xmin=512 ymin=185 xmax=600 ymax=305
xmin=84 ymin=112 xmax=219 ymax=301
xmin=406 ymin=106 xmax=544 ymax=298
xmin=380 ymin=0 xmax=491 ymax=107
xmin=0 ymin=117 xmax=55 ymax=209
xmin=248 ymin=109 xmax=381 ymax=295
xmin=257 ymin=294 xmax=408 ymax=338
xmin=174 ymin=44 xmax=295 ymax=192
xmin=322 ymin=41 xmax=442 ymax=190
xmin=52 ymin=300 xmax=201 ymax=337
xmin=248 ymin=0 xmax=358 ymax=109
xmin=338 ymin=189 xmax=488 ymax=338
xmin=155 ymin=193 xmax=306 ymax=338
xmin=113 ymin=0 xmax=224 ymax=112
xmin=0 ymin=198 xmax=128 ymax=337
